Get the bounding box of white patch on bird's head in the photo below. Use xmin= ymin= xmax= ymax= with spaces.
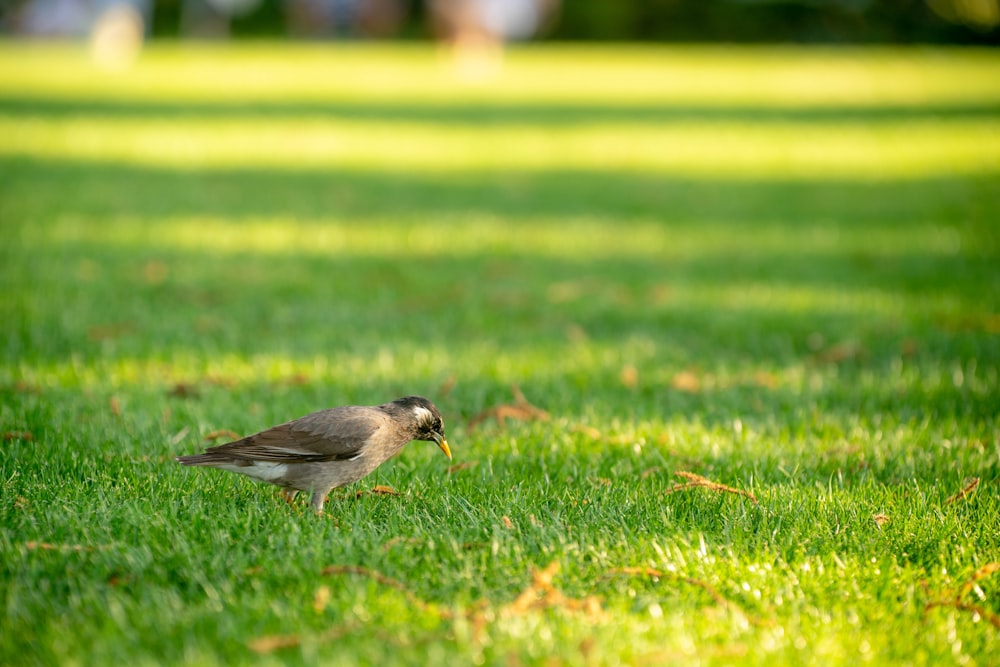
xmin=412 ymin=405 xmax=434 ymax=425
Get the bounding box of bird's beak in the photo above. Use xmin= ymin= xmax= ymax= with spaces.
xmin=433 ymin=433 xmax=452 ymax=460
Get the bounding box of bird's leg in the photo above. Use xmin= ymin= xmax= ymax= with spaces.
xmin=309 ymin=492 xmax=327 ymax=515
xmin=281 ymin=489 xmax=298 ymax=504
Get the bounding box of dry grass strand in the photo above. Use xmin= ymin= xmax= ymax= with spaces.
xmin=664 ymin=471 xmax=759 ymax=504
xmin=468 ymin=385 xmax=550 ymax=430
xmin=945 ymin=477 xmax=980 ymax=505
xmin=923 ymin=562 xmax=1000 ymax=629
xmin=204 ymin=429 xmax=241 ymax=441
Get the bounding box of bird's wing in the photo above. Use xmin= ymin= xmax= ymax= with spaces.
xmin=205 ymin=407 xmax=387 ymax=463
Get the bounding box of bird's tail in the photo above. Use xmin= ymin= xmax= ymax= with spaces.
xmin=176 ymin=453 xmax=236 ymax=466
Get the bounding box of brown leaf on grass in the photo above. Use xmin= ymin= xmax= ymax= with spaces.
xmin=447 ymin=461 xmax=478 ymax=474
xmin=107 ymin=573 xmax=132 ymax=587
xmin=461 ymin=541 xmax=489 ymax=552
xmin=923 ymin=563 xmax=1000 ymax=629
xmin=501 ymin=515 xmax=514 ymax=529
xmin=143 ymin=260 xmax=169 ymax=284
xmin=945 ymin=477 xmax=980 ymax=505
xmin=670 ymin=370 xmax=701 ymax=393
xmin=468 ymin=385 xmax=550 ymax=430
xmin=579 ymin=637 xmax=595 ymax=660
xmin=958 ymin=562 xmax=1000 ymax=598
xmin=3 ymin=431 xmax=33 ymax=441
xmin=620 ymin=365 xmax=639 ymax=388
xmin=248 ymin=633 xmax=304 ymax=654
xmin=12 ymin=381 xmax=41 ymax=394
xmin=109 ymin=396 xmax=122 ymax=417
xmin=872 ymin=513 xmax=891 ymax=528
xmin=501 ymin=561 xmax=603 ymax=620
xmin=86 ymin=321 xmax=134 ymax=341
xmin=355 ymin=485 xmax=400 ymax=498
xmin=204 ymin=429 xmax=241 ymax=442
xmin=664 ymin=471 xmax=759 ymax=505
xmin=751 ymin=371 xmax=779 ymax=389
xmin=811 ymin=341 xmax=867 ymax=364
xmin=167 ymin=383 xmax=199 ymax=399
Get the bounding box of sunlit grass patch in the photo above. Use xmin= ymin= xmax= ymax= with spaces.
xmin=2 ymin=114 xmax=997 ymax=177
xmin=1 ymin=43 xmax=998 ymax=666
xmin=2 ymin=43 xmax=999 ymax=106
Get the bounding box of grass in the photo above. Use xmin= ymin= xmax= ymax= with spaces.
xmin=1 ymin=42 xmax=999 ymax=665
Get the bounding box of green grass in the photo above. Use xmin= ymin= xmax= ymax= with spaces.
xmin=1 ymin=42 xmax=999 ymax=666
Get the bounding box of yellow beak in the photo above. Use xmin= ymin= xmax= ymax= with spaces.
xmin=437 ymin=438 xmax=452 ymax=461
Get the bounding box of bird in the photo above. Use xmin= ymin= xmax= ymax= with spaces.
xmin=176 ymin=396 xmax=451 ymax=513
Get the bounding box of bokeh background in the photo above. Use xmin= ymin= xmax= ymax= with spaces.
xmin=4 ymin=0 xmax=1000 ymax=46
xmin=2 ymin=0 xmax=999 ymax=663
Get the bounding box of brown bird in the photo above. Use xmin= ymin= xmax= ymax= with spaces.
xmin=176 ymin=396 xmax=451 ymax=513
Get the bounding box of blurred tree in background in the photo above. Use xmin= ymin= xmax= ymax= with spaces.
xmin=3 ymin=0 xmax=998 ymax=43
xmin=551 ymin=0 xmax=998 ymax=44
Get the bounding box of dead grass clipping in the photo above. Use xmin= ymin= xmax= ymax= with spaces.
xmin=664 ymin=471 xmax=759 ymax=505
xmin=249 ymin=561 xmax=602 ymax=653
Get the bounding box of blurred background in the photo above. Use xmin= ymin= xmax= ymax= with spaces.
xmin=3 ymin=0 xmax=999 ymax=47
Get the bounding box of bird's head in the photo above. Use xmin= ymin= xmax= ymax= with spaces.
xmin=392 ymin=396 xmax=451 ymax=460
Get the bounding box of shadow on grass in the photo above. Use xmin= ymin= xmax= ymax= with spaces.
xmin=2 ymin=95 xmax=1000 ymax=125
xmin=3 ymin=156 xmax=998 ymax=425
xmin=4 ymin=155 xmax=998 ymax=231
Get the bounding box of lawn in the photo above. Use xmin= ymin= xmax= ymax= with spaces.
xmin=1 ymin=42 xmax=998 ymax=666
